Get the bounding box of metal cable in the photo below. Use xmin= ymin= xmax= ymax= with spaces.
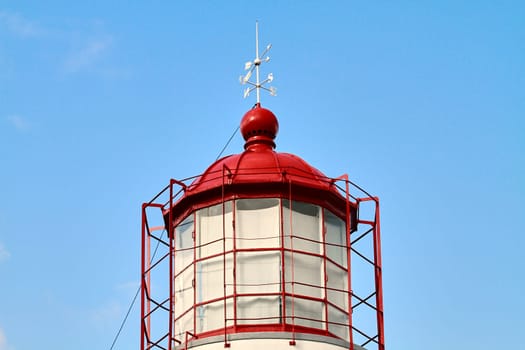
xmin=215 ymin=125 xmax=240 ymax=161
xmin=110 ymin=124 xmax=240 ymax=349
xmin=109 ymin=230 xmax=166 ymax=350
xmin=108 ymin=285 xmax=140 ymax=350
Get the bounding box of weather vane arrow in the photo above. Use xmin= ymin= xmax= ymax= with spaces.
xmin=239 ymin=21 xmax=276 ymax=105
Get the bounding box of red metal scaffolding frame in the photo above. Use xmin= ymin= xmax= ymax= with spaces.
xmin=141 ymin=175 xmax=384 ymax=350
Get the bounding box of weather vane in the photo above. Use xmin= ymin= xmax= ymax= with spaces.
xmin=239 ymin=21 xmax=276 ymax=105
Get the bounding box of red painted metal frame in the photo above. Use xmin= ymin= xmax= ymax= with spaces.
xmin=352 ymin=196 xmax=385 ymax=350
xmin=288 ymin=179 xmax=296 ymax=345
xmin=279 ymin=184 xmax=287 ymax=335
xmin=334 ymin=174 xmax=354 ymax=350
xmin=168 ymin=181 xmax=174 ymax=350
xmin=141 ymin=176 xmax=384 ymax=350
xmin=141 ymin=202 xmax=166 ymax=350
xmin=141 ymin=181 xmax=186 ymax=350
xmin=192 ymin=210 xmax=197 ymax=345
xmin=322 ymin=207 xmax=329 ymax=338
xmin=221 ymin=165 xmax=231 ymax=348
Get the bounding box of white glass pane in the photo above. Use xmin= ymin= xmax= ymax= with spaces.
xmin=174 ymin=263 xmax=194 ymax=339
xmin=197 ymin=201 xmax=233 ymax=258
xmin=174 ymin=308 xmax=193 ymax=341
xmin=286 ymin=297 xmax=324 ymax=330
xmin=325 ymin=210 xmax=347 ymax=268
xmin=236 ymin=198 xmax=280 ymax=248
xmin=196 ymin=255 xmax=233 ymax=303
xmin=283 ymin=200 xmax=321 ymax=254
xmin=285 ymin=252 xmax=323 ymax=298
xmin=175 ymin=215 xmax=194 ymax=275
xmin=197 ymin=299 xmax=233 ymax=333
xmin=237 ymin=252 xmax=280 ymax=294
xmin=237 ymin=296 xmax=280 ymax=324
xmin=175 ymin=264 xmax=194 ymax=314
xmin=328 ymin=304 xmax=349 ymax=341
xmin=326 ymin=261 xmax=348 ymax=311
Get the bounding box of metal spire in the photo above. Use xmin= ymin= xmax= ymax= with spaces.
xmin=239 ymin=21 xmax=276 ymax=104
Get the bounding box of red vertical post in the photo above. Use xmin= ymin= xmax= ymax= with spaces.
xmin=279 ymin=196 xmax=286 ymax=331
xmin=146 ymin=218 xmax=151 ymax=342
xmin=192 ymin=211 xmax=197 ymax=343
xmin=321 ymin=209 xmax=329 ymax=332
xmin=342 ymin=176 xmax=354 ymax=350
xmin=373 ymin=198 xmax=385 ymax=350
xmin=222 ymin=166 xmax=231 ymax=348
xmin=168 ymin=181 xmax=175 ymax=350
xmin=288 ymin=180 xmax=296 ymax=346
xmin=232 ymin=195 xmax=238 ymax=332
xmin=140 ymin=204 xmax=146 ymax=350
xmin=335 ymin=175 xmax=353 ymax=350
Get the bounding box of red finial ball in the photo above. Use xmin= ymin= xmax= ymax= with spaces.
xmin=240 ymin=105 xmax=279 ymax=150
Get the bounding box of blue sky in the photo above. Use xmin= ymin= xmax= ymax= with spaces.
xmin=1 ymin=1 xmax=524 ymax=350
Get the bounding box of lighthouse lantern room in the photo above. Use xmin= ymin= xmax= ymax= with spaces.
xmin=141 ymin=23 xmax=385 ymax=350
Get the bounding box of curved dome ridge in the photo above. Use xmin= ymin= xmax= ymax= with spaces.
xmin=187 ymin=149 xmax=335 ymax=195
xmin=171 ymin=106 xmax=352 ymax=224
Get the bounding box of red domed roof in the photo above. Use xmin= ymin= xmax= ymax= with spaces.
xmin=188 ymin=149 xmax=330 ymax=194
xmin=167 ymin=106 xmax=356 ymax=225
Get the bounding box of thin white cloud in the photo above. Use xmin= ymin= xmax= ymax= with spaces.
xmin=64 ymin=36 xmax=113 ymax=73
xmin=116 ymin=280 xmax=140 ymax=292
xmin=6 ymin=115 xmax=31 ymax=131
xmin=90 ymin=301 xmax=121 ymax=330
xmin=0 ymin=243 xmax=11 ymax=263
xmin=0 ymin=326 xmax=8 ymax=350
xmin=0 ymin=12 xmax=121 ymax=77
xmin=0 ymin=11 xmax=43 ymax=38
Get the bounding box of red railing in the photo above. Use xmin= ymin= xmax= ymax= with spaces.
xmin=141 ymin=172 xmax=384 ymax=350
